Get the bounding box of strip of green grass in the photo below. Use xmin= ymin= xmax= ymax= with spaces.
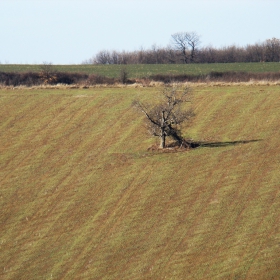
xmin=0 ymin=62 xmax=280 ymax=78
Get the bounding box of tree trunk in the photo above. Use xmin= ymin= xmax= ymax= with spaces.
xmin=160 ymin=132 xmax=166 ymax=149
xmin=190 ymin=46 xmax=195 ymax=63
xmin=159 ymin=111 xmax=166 ymax=149
xmin=182 ymin=47 xmax=188 ymax=64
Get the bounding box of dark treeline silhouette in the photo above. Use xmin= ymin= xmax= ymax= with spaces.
xmin=86 ymin=38 xmax=280 ymax=64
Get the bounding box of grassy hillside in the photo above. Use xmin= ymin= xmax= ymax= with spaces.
xmin=1 ymin=62 xmax=280 ymax=78
xmin=1 ymin=85 xmax=280 ymax=279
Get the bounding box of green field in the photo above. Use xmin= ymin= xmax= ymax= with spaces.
xmin=1 ymin=85 xmax=280 ymax=279
xmin=1 ymin=62 xmax=280 ymax=78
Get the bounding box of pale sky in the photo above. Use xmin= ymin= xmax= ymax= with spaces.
xmin=1 ymin=0 xmax=279 ymax=64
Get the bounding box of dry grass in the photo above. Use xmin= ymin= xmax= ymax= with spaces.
xmin=1 ymin=79 xmax=280 ymax=90
xmin=0 ymin=85 xmax=280 ymax=279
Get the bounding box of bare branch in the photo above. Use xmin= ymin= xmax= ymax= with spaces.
xmin=171 ymin=32 xmax=200 ymax=63
xmin=132 ymin=86 xmax=194 ymax=149
xmin=132 ymin=100 xmax=160 ymax=127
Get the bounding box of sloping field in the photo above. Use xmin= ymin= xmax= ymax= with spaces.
xmin=0 ymin=85 xmax=280 ymax=279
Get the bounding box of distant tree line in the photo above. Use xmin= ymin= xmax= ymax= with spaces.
xmin=85 ymin=35 xmax=280 ymax=64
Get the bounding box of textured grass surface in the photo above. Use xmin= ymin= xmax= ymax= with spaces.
xmin=1 ymin=62 xmax=280 ymax=78
xmin=0 ymin=85 xmax=280 ymax=279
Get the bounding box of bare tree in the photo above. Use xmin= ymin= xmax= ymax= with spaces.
xmin=119 ymin=67 xmax=129 ymax=84
xmin=171 ymin=32 xmax=200 ymax=63
xmin=39 ymin=62 xmax=57 ymax=84
xmin=133 ymin=86 xmax=194 ymax=149
xmin=265 ymin=38 xmax=280 ymax=62
xmin=93 ymin=50 xmax=112 ymax=64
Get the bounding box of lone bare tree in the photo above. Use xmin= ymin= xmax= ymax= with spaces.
xmin=39 ymin=62 xmax=57 ymax=84
xmin=133 ymin=86 xmax=194 ymax=149
xmin=171 ymin=32 xmax=200 ymax=63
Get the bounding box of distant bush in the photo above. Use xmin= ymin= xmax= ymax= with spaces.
xmin=149 ymin=71 xmax=280 ymax=83
xmin=55 ymin=72 xmax=88 ymax=85
xmin=149 ymin=74 xmax=201 ymax=83
xmin=0 ymin=72 xmax=41 ymax=86
xmin=0 ymin=71 xmax=116 ymax=86
xmin=86 ymin=74 xmax=115 ymax=85
xmin=119 ymin=67 xmax=128 ymax=84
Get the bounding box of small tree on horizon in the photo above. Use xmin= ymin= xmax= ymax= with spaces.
xmin=39 ymin=62 xmax=57 ymax=84
xmin=133 ymin=86 xmax=194 ymax=149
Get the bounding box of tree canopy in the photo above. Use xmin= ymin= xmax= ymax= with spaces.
xmin=133 ymin=86 xmax=194 ymax=149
